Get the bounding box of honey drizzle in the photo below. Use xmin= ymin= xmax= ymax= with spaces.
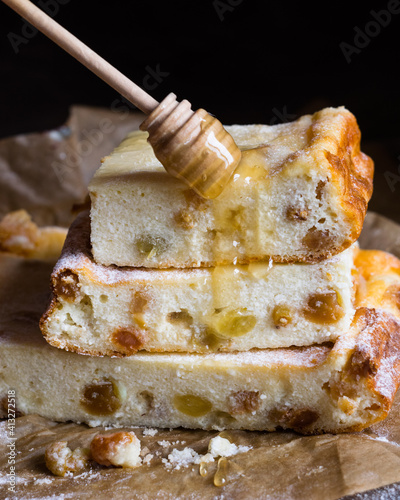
xmin=211 ymin=147 xmax=269 ymax=265
xmin=190 ymin=145 xmax=275 ymax=350
xmin=199 ymin=461 xmax=210 ymax=477
xmin=214 ymin=457 xmax=229 ymax=487
xmin=200 ymin=260 xmax=273 ymax=348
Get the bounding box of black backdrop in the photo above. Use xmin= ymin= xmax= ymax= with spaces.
xmin=1 ymin=0 xmax=400 ymax=218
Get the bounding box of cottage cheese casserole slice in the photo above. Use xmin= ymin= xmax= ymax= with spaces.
xmin=89 ymin=107 xmax=373 ymax=268
xmin=40 ymin=212 xmax=356 ymax=355
xmin=2 ymin=247 xmax=400 ymax=434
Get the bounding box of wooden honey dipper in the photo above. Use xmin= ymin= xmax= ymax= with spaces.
xmin=3 ymin=0 xmax=242 ymax=199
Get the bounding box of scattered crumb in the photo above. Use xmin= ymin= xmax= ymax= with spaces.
xmin=157 ymin=439 xmax=186 ymax=448
xmin=157 ymin=440 xmax=171 ymax=448
xmin=34 ymin=477 xmax=53 ymax=485
xmin=74 ymin=470 xmax=102 ymax=481
xmin=142 ymin=428 xmax=158 ymax=437
xmin=143 ymin=454 xmax=154 ymax=465
xmin=199 ymin=452 xmax=214 ymax=464
xmin=162 ymin=447 xmax=201 ymax=470
xmin=45 ymin=441 xmax=90 ymax=477
xmin=140 ymin=446 xmax=150 ymax=457
xmin=208 ymin=436 xmax=252 ymax=458
xmin=160 ymin=435 xmax=252 ymax=471
xmin=90 ymin=431 xmax=142 ymax=468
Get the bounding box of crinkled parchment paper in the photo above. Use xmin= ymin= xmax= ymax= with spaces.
xmin=1 ymin=108 xmax=400 ymax=500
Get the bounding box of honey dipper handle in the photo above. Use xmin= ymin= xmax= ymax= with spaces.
xmin=2 ymin=0 xmax=159 ymax=114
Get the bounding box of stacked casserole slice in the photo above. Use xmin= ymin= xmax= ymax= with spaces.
xmin=3 ymin=107 xmax=400 ymax=434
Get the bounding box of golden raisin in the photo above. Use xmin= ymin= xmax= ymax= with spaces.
xmin=135 ymin=235 xmax=168 ymax=258
xmin=111 ymin=327 xmax=147 ymax=354
xmin=270 ymin=407 xmax=319 ymax=429
xmin=302 ymin=227 xmax=334 ymax=253
xmin=174 ymin=394 xmax=212 ymax=417
xmin=303 ymin=290 xmax=344 ymax=324
xmin=325 ymin=376 xmax=358 ymax=401
xmin=131 ymin=292 xmax=148 ymax=314
xmin=81 ymin=379 xmax=122 ymax=416
xmin=202 ymin=330 xmax=225 ymax=351
xmin=54 ymin=270 xmax=80 ymax=301
xmin=228 ymin=391 xmax=260 ymax=415
xmin=167 ymin=309 xmax=193 ymax=325
xmin=211 ymin=309 xmax=257 ymax=338
xmin=272 ymin=305 xmax=292 ymax=328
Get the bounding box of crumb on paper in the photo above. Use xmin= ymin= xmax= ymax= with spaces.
xmin=161 ymin=435 xmax=252 ymax=471
xmin=142 ymin=427 xmax=158 ymax=437
xmin=143 ymin=454 xmax=154 ymax=466
xmin=208 ymin=436 xmax=251 ymax=458
xmin=33 ymin=477 xmax=53 ymax=485
xmin=45 ymin=441 xmax=90 ymax=477
xmin=162 ymin=447 xmax=201 ymax=470
xmin=157 ymin=440 xmax=171 ymax=448
xmin=140 ymin=446 xmax=150 ymax=457
xmin=74 ymin=469 xmax=102 ymax=481
xmin=90 ymin=431 xmax=142 ymax=468
xmin=157 ymin=439 xmax=186 ymax=448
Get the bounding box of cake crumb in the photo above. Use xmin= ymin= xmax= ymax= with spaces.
xmin=208 ymin=436 xmax=252 ymax=457
xmin=161 ymin=436 xmax=252 ymax=471
xmin=45 ymin=441 xmax=90 ymax=477
xmin=163 ymin=447 xmax=201 ymax=470
xmin=90 ymin=431 xmax=142 ymax=468
xmin=143 ymin=453 xmax=154 ymax=465
xmin=157 ymin=440 xmax=171 ymax=448
xmin=34 ymin=477 xmax=53 ymax=485
xmin=142 ymin=428 xmax=158 ymax=437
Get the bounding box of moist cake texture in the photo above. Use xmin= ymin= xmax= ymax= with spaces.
xmin=1 ymin=249 xmax=400 ymax=433
xmin=89 ymin=107 xmax=373 ymax=268
xmin=40 ymin=212 xmax=356 ymax=355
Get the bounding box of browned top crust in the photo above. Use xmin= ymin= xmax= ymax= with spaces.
xmin=304 ymin=108 xmax=374 ymax=245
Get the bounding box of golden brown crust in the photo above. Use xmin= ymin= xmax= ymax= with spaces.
xmin=277 ymin=304 xmax=400 ymax=435
xmin=351 ymin=308 xmax=400 ymax=404
xmin=309 ymin=108 xmax=374 ymax=244
xmin=324 ymin=249 xmax=400 ymax=433
xmin=354 ymin=249 xmax=400 ymax=280
xmin=325 ymin=307 xmax=400 ymax=434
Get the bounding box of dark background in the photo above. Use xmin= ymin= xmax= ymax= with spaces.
xmin=1 ymin=0 xmax=400 ymax=219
